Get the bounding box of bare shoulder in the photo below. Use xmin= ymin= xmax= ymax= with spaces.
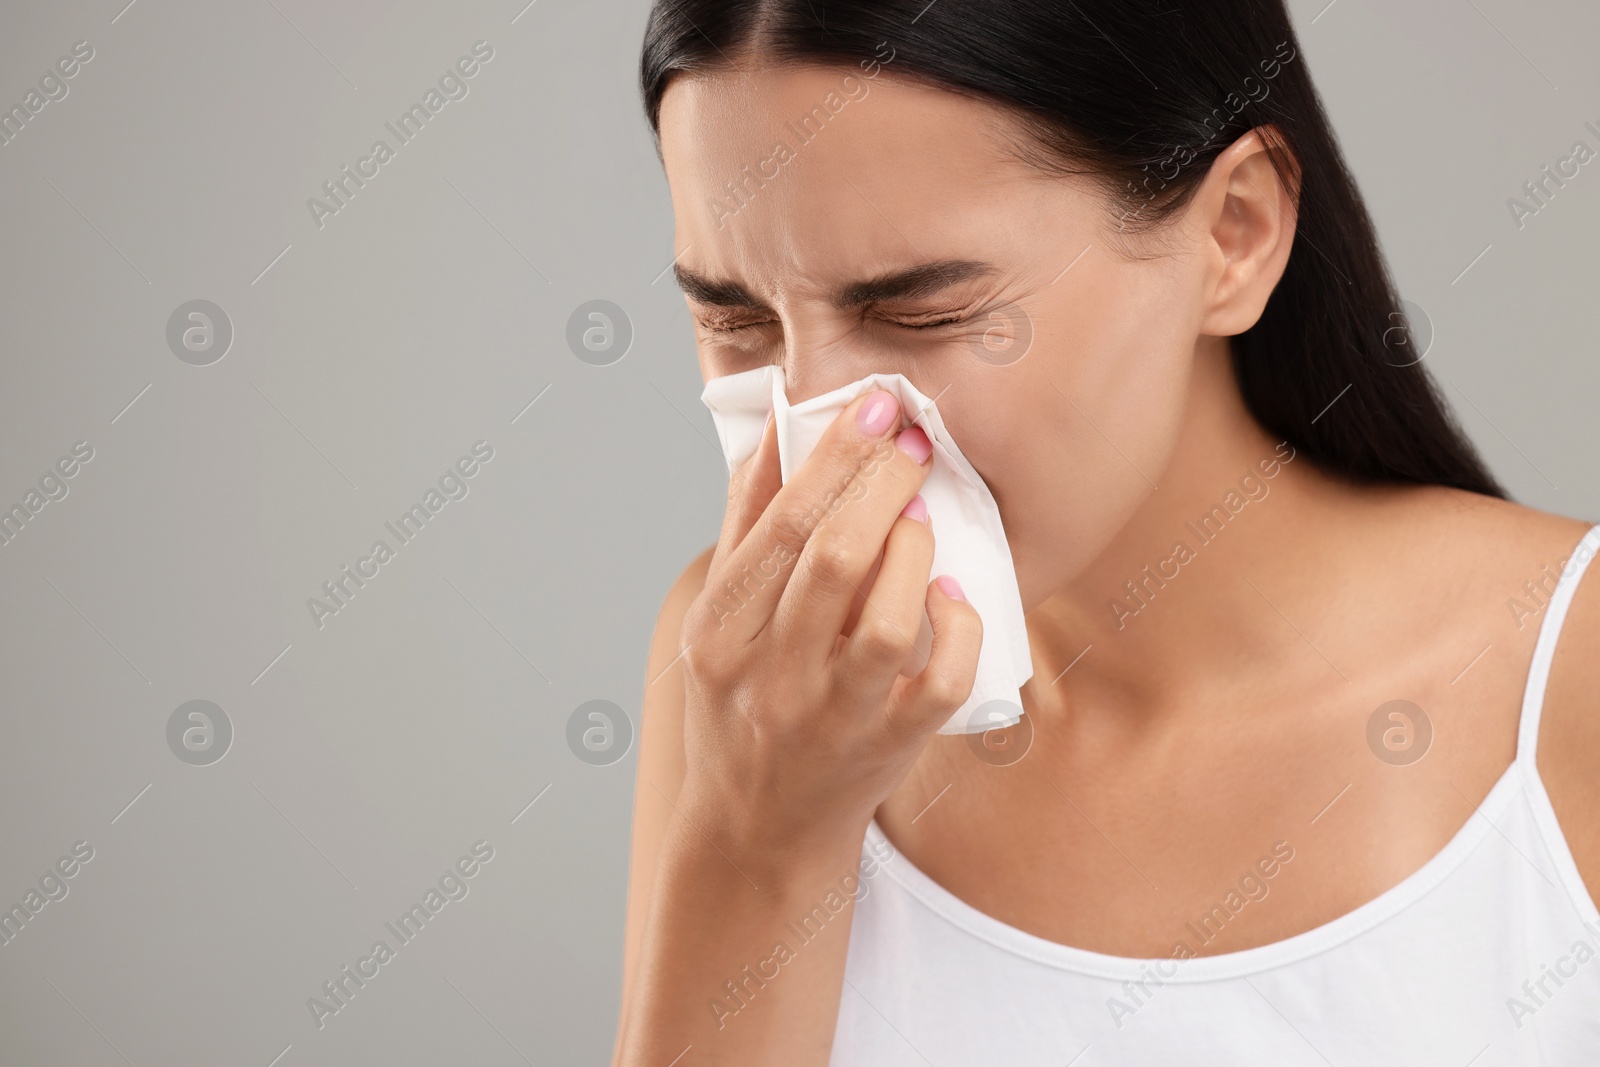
xmin=1372 ymin=487 xmax=1593 ymax=622
xmin=1390 ymin=490 xmax=1599 ymax=901
xmin=1398 ymin=485 xmax=1590 ymax=571
xmin=1423 ymin=488 xmax=1600 ymax=905
xmin=1532 ymin=510 xmax=1600 ymax=908
xmin=1355 ymin=486 xmax=1590 ymax=667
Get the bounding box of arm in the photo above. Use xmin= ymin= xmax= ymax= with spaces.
xmin=612 ymin=543 xmax=712 ymax=1059
xmin=612 ymin=391 xmax=981 ymax=1067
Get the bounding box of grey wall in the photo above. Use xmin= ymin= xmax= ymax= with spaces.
xmin=0 ymin=0 xmax=1594 ymax=1064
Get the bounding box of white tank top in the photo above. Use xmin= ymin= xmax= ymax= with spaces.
xmin=832 ymin=524 xmax=1600 ymax=1066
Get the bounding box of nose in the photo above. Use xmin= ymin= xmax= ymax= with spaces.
xmin=776 ymin=321 xmax=886 ymax=407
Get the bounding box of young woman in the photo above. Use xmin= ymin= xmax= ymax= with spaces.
xmin=614 ymin=2 xmax=1600 ymax=1063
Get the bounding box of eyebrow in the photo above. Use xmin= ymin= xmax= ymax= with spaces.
xmin=672 ymin=266 xmax=764 ymax=310
xmin=835 ymin=260 xmax=997 ymax=307
xmin=673 ymin=259 xmax=998 ymax=311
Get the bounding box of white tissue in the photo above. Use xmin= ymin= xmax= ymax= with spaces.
xmin=699 ymin=365 xmax=1033 ymax=735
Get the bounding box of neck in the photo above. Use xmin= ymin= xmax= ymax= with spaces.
xmin=1022 ymin=336 xmax=1367 ymax=716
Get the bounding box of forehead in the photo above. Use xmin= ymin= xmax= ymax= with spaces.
xmin=656 ymin=65 xmax=1069 ymax=292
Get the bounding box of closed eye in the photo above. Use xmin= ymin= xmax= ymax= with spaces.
xmin=694 ymin=314 xmax=775 ymax=333
xmin=874 ymin=307 xmax=977 ymax=330
xmin=894 ymin=314 xmax=968 ymax=329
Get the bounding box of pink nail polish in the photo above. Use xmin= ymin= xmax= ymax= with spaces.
xmin=900 ymin=494 xmax=929 ymax=524
xmin=895 ymin=425 xmax=932 ymax=464
xmin=856 ymin=390 xmax=900 ymax=436
xmin=936 ymin=575 xmax=966 ymax=602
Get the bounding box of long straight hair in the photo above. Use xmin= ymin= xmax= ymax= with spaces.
xmin=640 ymin=0 xmax=1505 ymax=498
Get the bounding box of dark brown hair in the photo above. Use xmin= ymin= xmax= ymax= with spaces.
xmin=641 ymin=0 xmax=1504 ymax=497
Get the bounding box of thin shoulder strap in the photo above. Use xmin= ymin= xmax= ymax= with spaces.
xmin=1517 ymin=523 xmax=1600 ymax=764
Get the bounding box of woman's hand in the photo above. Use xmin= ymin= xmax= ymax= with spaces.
xmin=614 ymin=388 xmax=982 ymax=1067
xmin=677 ymin=386 xmax=984 ymax=868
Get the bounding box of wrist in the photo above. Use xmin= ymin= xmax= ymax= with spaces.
xmin=666 ymin=778 xmax=871 ymax=892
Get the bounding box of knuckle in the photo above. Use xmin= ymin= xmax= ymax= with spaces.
xmin=893 ymin=512 xmax=935 ymax=552
xmin=801 ymin=533 xmax=859 ymax=592
xmin=679 ymin=602 xmax=742 ymax=676
xmin=856 ymin=434 xmax=900 ymax=479
xmin=679 ymin=641 xmax=731 ymax=686
xmin=921 ymin=662 xmax=975 ymax=711
xmin=679 ymin=594 xmax=722 ymax=644
xmin=854 ymin=614 xmax=915 ymax=665
xmin=949 ymin=599 xmax=983 ymax=635
xmin=764 ymin=505 xmax=817 ymax=560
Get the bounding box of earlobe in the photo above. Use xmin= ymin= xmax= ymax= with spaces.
xmin=1197 ymin=127 xmax=1299 ymax=337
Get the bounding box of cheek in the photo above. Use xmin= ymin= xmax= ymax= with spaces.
xmin=1062 ymin=262 xmax=1198 ymax=468
xmin=960 ymin=261 xmax=1198 ymax=605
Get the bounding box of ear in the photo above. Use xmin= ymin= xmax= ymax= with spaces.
xmin=1192 ymin=127 xmax=1299 ymax=337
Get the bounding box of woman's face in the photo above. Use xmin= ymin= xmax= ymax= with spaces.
xmin=658 ymin=65 xmax=1219 ymax=610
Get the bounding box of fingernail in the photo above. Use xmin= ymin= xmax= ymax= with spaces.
xmin=935 ymin=575 xmax=966 ymax=601
xmin=900 ymin=494 xmax=929 ymax=524
xmin=764 ymin=407 xmax=774 ymax=430
xmin=856 ymin=390 xmax=900 ymax=436
xmin=895 ymin=425 xmax=932 ymax=464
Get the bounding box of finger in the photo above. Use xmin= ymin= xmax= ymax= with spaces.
xmin=711 ymin=407 xmax=780 ymax=573
xmin=697 ymin=388 xmax=909 ymax=646
xmin=838 ymin=497 xmax=935 ymax=689
xmin=886 ymin=576 xmax=982 ymax=738
xmin=771 ymin=414 xmax=933 ymax=658
xmin=840 ymin=547 xmax=884 ymax=639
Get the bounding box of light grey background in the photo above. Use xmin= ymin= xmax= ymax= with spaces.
xmin=0 ymin=0 xmax=1594 ymax=1063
